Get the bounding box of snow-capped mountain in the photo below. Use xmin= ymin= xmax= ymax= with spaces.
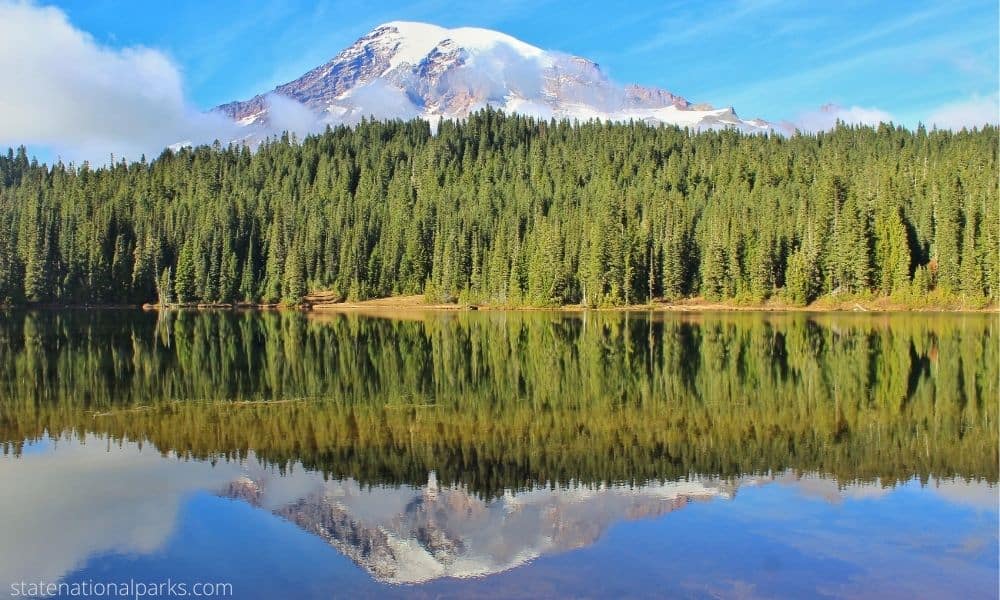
xmin=215 ymin=21 xmax=772 ymax=134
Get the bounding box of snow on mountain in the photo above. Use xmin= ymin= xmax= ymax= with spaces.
xmin=215 ymin=21 xmax=773 ymax=135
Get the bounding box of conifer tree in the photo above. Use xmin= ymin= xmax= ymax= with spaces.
xmin=959 ymin=214 xmax=984 ymax=299
xmin=174 ymin=240 xmax=196 ymax=304
xmin=283 ymin=245 xmax=307 ymax=303
xmin=874 ymin=207 xmax=911 ymax=296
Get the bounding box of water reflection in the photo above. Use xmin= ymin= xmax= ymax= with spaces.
xmin=0 ymin=310 xmax=996 ymax=598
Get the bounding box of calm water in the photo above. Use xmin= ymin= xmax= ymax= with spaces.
xmin=0 ymin=310 xmax=996 ymax=599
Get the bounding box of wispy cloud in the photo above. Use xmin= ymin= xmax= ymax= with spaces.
xmin=809 ymin=4 xmax=955 ymax=61
xmin=700 ymin=27 xmax=997 ymax=111
xmin=628 ymin=0 xmax=788 ymax=54
xmin=176 ymin=2 xmax=297 ymax=94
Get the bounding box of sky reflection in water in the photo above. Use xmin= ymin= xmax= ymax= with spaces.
xmin=1 ymin=436 xmax=995 ymax=599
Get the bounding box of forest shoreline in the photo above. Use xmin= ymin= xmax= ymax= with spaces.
xmin=5 ymin=294 xmax=996 ymax=313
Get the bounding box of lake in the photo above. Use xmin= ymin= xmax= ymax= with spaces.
xmin=0 ymin=310 xmax=996 ymax=599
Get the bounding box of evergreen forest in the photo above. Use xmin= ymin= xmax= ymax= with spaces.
xmin=0 ymin=111 xmax=996 ymax=307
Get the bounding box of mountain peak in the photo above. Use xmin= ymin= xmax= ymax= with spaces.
xmin=215 ymin=22 xmax=772 ymax=134
xmin=369 ymin=21 xmax=547 ymax=68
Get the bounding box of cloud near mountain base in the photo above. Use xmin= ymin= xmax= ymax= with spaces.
xmin=786 ymin=96 xmax=999 ymax=134
xmin=925 ymin=94 xmax=999 ymax=130
xmin=0 ymin=1 xmax=237 ymax=164
xmin=784 ymin=103 xmax=895 ymax=133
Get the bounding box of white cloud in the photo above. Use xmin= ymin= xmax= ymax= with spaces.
xmin=784 ymin=103 xmax=895 ymax=133
xmin=925 ymin=94 xmax=999 ymax=130
xmin=783 ymin=96 xmax=999 ymax=134
xmin=334 ymin=79 xmax=425 ymax=123
xmin=0 ymin=435 xmax=248 ymax=585
xmin=0 ymin=1 xmax=238 ymax=164
xmin=263 ymin=93 xmax=327 ymax=139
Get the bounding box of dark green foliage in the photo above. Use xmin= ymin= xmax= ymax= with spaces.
xmin=0 ymin=310 xmax=995 ymax=496
xmin=0 ymin=114 xmax=995 ymax=306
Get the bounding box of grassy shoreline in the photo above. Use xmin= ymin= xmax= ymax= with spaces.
xmin=304 ymin=295 xmax=998 ymax=313
xmin=4 ymin=293 xmax=997 ymax=313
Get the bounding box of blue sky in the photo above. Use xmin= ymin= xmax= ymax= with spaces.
xmin=1 ymin=0 xmax=997 ymax=162
xmin=54 ymin=0 xmax=999 ymax=122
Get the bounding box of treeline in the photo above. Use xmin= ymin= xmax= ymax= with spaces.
xmin=0 ymin=111 xmax=996 ymax=306
xmin=1 ymin=310 xmax=995 ymax=494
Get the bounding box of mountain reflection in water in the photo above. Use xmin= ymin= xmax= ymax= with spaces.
xmin=2 ymin=436 xmax=995 ymax=596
